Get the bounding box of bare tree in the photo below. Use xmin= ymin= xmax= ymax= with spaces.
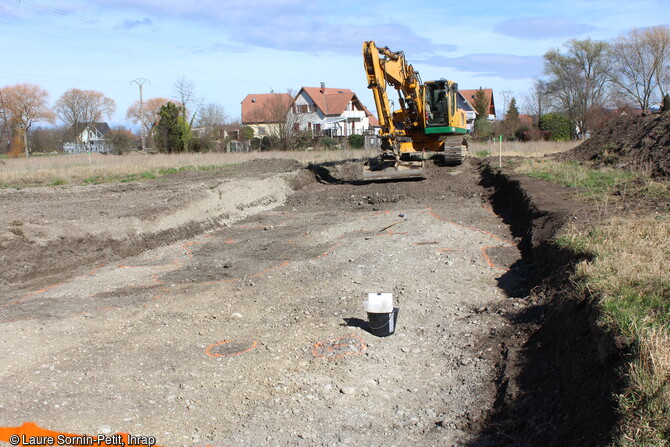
xmin=0 ymin=83 xmax=55 ymax=156
xmin=248 ymin=91 xmax=305 ymax=150
xmin=499 ymin=90 xmax=513 ymax=120
xmin=608 ymin=26 xmax=670 ymax=113
xmin=172 ymin=76 xmax=202 ymax=151
xmin=54 ymin=88 xmax=116 ymax=141
xmin=196 ymin=103 xmax=228 ymax=137
xmin=544 ymin=38 xmax=612 ymax=139
xmin=523 ymin=78 xmax=553 ymax=120
xmin=126 ymin=97 xmax=170 ymax=149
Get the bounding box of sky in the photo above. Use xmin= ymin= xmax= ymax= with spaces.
xmin=1 ymin=0 xmax=669 ymax=128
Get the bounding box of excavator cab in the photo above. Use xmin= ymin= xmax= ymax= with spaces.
xmin=425 ymin=80 xmax=458 ymax=128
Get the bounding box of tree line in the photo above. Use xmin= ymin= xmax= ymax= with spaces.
xmin=473 ymin=25 xmax=670 ymax=142
xmin=0 ymin=76 xmax=230 ymax=157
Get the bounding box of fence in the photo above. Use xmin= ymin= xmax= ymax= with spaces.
xmin=63 ymin=142 xmax=114 ymax=154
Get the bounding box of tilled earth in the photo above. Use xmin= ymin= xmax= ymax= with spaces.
xmin=0 ymin=158 xmax=530 ymax=446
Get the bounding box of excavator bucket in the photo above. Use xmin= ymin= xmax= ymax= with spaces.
xmin=363 ymin=159 xmax=426 ymax=181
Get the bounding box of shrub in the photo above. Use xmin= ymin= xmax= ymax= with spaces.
xmin=347 ymin=134 xmax=364 ymax=149
xmin=320 ymin=136 xmax=337 ymax=150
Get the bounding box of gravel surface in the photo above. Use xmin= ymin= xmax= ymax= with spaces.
xmin=0 ymin=158 xmax=529 ymax=446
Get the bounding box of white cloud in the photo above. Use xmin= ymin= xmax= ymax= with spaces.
xmin=118 ymin=17 xmax=152 ymax=30
xmin=85 ymin=0 xmax=455 ymax=55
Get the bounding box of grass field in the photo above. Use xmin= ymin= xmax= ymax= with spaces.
xmin=0 ymin=142 xmax=577 ymax=188
xmin=0 ymin=149 xmax=372 ymax=188
xmin=469 ymin=140 xmax=579 ymax=158
xmin=517 ymin=159 xmax=670 ymax=446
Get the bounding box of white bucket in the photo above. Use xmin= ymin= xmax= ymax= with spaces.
xmin=364 ymin=292 xmax=394 ymax=313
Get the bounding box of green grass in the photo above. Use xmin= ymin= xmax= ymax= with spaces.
xmin=555 ymin=215 xmax=669 ymax=446
xmin=518 ymin=160 xmax=636 ymax=193
xmin=474 ymin=150 xmax=490 ymax=158
xmin=47 ymin=179 xmax=67 ymax=186
xmin=526 ymin=160 xmax=670 ymax=445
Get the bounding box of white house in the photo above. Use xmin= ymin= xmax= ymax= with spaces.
xmin=63 ymin=122 xmax=114 ymax=154
xmin=290 ymin=86 xmax=378 ymax=137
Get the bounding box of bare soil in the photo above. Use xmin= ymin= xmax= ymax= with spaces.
xmin=0 ymin=156 xmax=620 ymax=446
xmin=558 ymin=110 xmax=670 ymax=177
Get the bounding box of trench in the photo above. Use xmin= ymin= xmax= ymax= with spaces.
xmin=470 ymin=162 xmax=624 ymax=446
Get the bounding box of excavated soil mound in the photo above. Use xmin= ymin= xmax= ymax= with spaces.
xmin=558 ymin=111 xmax=670 ymax=177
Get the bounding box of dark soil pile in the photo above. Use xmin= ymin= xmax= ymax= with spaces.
xmin=558 ymin=111 xmax=670 ymax=177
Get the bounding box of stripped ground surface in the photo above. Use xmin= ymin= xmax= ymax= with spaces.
xmin=0 ymin=159 xmax=529 ymax=446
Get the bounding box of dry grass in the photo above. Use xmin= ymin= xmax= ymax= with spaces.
xmin=469 ymin=140 xmax=579 ymax=158
xmin=0 ymin=150 xmax=370 ymax=187
xmin=558 ymin=215 xmax=670 ymax=445
xmin=618 ymin=325 xmax=670 ymax=446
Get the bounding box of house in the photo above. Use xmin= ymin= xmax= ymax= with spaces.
xmin=290 ymin=86 xmax=377 ymax=137
xmin=240 ymin=88 xmax=378 ymax=139
xmin=456 ymin=92 xmax=477 ymax=132
xmin=240 ymin=93 xmax=294 ymax=137
xmin=63 ymin=122 xmax=114 ymax=154
xmin=459 ymin=89 xmax=496 ymax=121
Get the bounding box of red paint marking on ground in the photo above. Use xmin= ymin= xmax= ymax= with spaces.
xmin=374 ymin=230 xmax=408 ymax=238
xmin=0 ymin=299 xmax=20 ymax=308
xmin=87 ymin=263 xmax=108 ymax=275
xmin=481 ymin=204 xmax=499 ymax=217
xmin=481 ymin=246 xmax=511 ymax=272
xmin=312 ymin=334 xmax=367 ymax=360
xmin=249 ymin=261 xmax=290 ymax=278
xmin=315 ymin=242 xmax=342 ymax=259
xmin=426 ymin=206 xmax=515 ymax=271
xmin=205 ymin=340 xmax=258 ymax=358
xmin=0 ymin=317 xmax=36 ymax=323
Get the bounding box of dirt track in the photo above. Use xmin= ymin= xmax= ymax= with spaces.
xmin=0 ymin=159 xmax=531 ymax=446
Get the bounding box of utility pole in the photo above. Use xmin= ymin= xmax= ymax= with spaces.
xmin=320 ymin=82 xmax=328 ymax=137
xmin=131 ymin=78 xmax=150 ymax=150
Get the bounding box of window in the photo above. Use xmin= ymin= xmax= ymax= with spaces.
xmin=299 ymin=105 xmax=308 ymax=113
xmin=258 ymin=126 xmax=266 ymax=136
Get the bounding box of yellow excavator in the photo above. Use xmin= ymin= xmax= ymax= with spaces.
xmin=363 ymin=41 xmax=469 ymax=180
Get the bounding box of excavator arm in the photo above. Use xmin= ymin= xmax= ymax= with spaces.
xmin=363 ymin=41 xmax=426 ymax=141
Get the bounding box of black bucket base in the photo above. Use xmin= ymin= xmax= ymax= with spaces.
xmin=367 ymin=307 xmax=399 ymax=337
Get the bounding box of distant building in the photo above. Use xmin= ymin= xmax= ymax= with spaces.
xmin=240 ymin=87 xmax=379 ymax=139
xmin=291 ymin=86 xmax=378 ymax=137
xmin=63 ymin=122 xmax=114 ymax=154
xmin=459 ymin=89 xmax=496 ymax=121
xmin=240 ymin=93 xmax=294 ymax=138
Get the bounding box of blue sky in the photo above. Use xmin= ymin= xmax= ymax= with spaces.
xmin=1 ymin=0 xmax=668 ymax=127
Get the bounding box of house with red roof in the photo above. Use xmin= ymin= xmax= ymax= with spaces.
xmin=240 ymin=93 xmax=294 ymax=138
xmin=291 ymin=86 xmax=377 ymax=137
xmin=459 ymin=89 xmax=496 ymax=121
xmin=241 ymin=87 xmax=378 ymax=139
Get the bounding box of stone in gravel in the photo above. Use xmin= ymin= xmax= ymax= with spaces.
xmin=340 ymin=386 xmax=356 ymax=395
